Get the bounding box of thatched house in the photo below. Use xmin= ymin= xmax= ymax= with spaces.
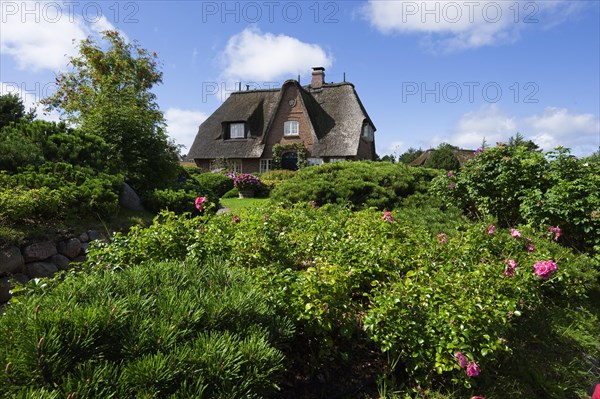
xmin=409 ymin=148 xmax=476 ymax=167
xmin=188 ymin=67 xmax=376 ymax=173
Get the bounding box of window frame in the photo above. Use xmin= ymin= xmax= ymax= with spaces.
xmin=283 ymin=120 xmax=299 ymax=137
xmin=362 ymin=124 xmax=374 ymax=141
xmin=229 ymin=123 xmax=245 ymax=139
xmin=260 ymin=159 xmax=273 ymax=173
xmin=307 ymin=157 xmax=323 ymax=166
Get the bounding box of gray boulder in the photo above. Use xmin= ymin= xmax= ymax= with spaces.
xmin=0 ymin=246 xmax=24 ymax=276
xmin=25 ymin=262 xmax=58 ymax=279
xmin=22 ymin=242 xmax=57 ymax=262
xmin=0 ymin=277 xmax=11 ymax=303
xmin=120 ymin=182 xmax=144 ymax=211
xmin=57 ymin=238 xmax=81 ymax=260
xmin=51 ymin=254 xmax=71 ymax=271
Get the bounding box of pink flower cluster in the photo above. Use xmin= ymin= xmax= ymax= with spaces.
xmin=510 ymin=228 xmax=522 ymax=238
xmin=486 ymin=225 xmax=496 ymax=234
xmin=533 ymin=259 xmax=557 ymax=279
xmin=549 ymin=226 xmax=562 ymax=241
xmin=474 ymin=147 xmax=485 ymax=155
xmin=504 ymin=259 xmax=517 ymax=277
xmin=455 ymin=352 xmax=479 ymax=377
xmin=382 ymin=211 xmax=394 ymax=222
xmin=195 ymin=196 xmax=207 ymax=211
xmin=527 ymin=238 xmax=535 ymax=252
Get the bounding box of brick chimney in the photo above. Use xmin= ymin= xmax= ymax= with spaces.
xmin=311 ymin=67 xmax=325 ymax=89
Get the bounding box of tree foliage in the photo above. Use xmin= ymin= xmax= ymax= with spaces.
xmin=0 ymin=93 xmax=35 ymax=130
xmin=423 ymin=143 xmax=460 ymax=170
xmin=41 ymin=30 xmax=180 ymax=192
xmin=397 ymin=147 xmax=423 ymax=164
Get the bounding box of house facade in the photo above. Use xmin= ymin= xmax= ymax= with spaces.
xmin=188 ymin=67 xmax=376 ymax=173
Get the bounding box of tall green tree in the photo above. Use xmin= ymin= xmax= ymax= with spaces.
xmin=42 ymin=30 xmax=180 ymax=192
xmin=0 ymin=93 xmax=35 ymax=130
xmin=397 ymin=147 xmax=423 ymax=164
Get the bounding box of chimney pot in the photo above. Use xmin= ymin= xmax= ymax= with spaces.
xmin=311 ymin=67 xmax=325 ymax=89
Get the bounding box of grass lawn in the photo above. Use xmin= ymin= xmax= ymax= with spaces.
xmin=220 ymin=197 xmax=272 ymax=212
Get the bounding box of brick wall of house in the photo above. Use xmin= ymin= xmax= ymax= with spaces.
xmin=195 ymin=159 xmax=211 ymax=170
xmin=242 ymin=159 xmax=260 ymax=173
xmin=356 ymin=137 xmax=376 ymax=160
xmin=263 ymin=84 xmax=315 ymax=158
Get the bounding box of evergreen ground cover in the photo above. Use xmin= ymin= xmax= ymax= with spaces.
xmin=1 ymin=140 xmax=598 ymax=398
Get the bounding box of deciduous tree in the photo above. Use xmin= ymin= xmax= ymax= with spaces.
xmin=42 ymin=30 xmax=180 ymax=192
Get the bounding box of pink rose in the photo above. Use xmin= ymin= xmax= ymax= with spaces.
xmin=382 ymin=211 xmax=394 ymax=222
xmin=549 ymin=226 xmax=562 ymax=241
xmin=466 ymin=361 xmax=480 ymax=377
xmin=486 ymin=225 xmax=496 ymax=234
xmin=195 ymin=196 xmax=207 ymax=211
xmin=455 ymin=352 xmax=467 ymax=368
xmin=533 ymin=260 xmax=557 ymax=279
xmin=510 ymin=228 xmax=522 ymax=238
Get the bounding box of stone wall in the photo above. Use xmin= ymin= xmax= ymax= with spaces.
xmin=0 ymin=230 xmax=105 ymax=304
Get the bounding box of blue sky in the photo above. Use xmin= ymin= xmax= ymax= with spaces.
xmin=2 ymin=0 xmax=599 ymax=157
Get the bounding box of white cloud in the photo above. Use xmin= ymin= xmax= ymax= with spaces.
xmin=0 ymin=81 xmax=60 ymax=122
xmin=221 ymin=26 xmax=333 ymax=81
xmin=442 ymin=104 xmax=599 ymax=156
xmin=165 ymin=108 xmax=208 ymax=152
xmin=1 ymin=1 xmax=117 ymax=71
xmin=362 ymin=0 xmax=583 ymax=52
xmin=526 ymin=107 xmax=600 ymax=151
xmin=448 ymin=104 xmax=517 ymax=147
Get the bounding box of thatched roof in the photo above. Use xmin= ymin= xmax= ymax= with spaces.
xmin=188 ymin=80 xmax=375 ymax=160
xmin=409 ymin=148 xmax=476 ymax=166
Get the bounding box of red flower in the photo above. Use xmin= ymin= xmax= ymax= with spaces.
xmin=195 ymin=196 xmax=207 ymax=211
xmin=382 ymin=211 xmax=394 ymax=222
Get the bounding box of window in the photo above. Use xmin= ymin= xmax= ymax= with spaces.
xmin=329 ymin=158 xmax=346 ymax=163
xmin=229 ymin=160 xmax=242 ymax=173
xmin=284 ymin=121 xmax=299 ymax=136
xmin=260 ymin=159 xmax=273 ymax=173
xmin=209 ymin=159 xmax=242 ymax=173
xmin=230 ymin=123 xmax=245 ymax=139
xmin=362 ymin=124 xmax=374 ymax=141
xmin=307 ymin=157 xmax=323 ymax=166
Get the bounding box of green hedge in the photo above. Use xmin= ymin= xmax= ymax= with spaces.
xmin=270 ymin=161 xmax=440 ymax=209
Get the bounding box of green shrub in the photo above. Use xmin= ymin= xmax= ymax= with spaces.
xmin=39 ymin=203 xmax=600 ymax=397
xmin=0 ymin=186 xmax=63 ymax=224
xmin=270 ymin=161 xmax=439 ymax=209
xmin=423 ymin=143 xmax=460 ymax=170
xmin=142 ymin=175 xmax=218 ymax=214
xmin=192 ymin=172 xmax=234 ymax=198
xmin=433 ymin=145 xmax=600 ymax=256
xmin=0 ymin=258 xmax=292 ymax=398
xmin=520 ymin=148 xmax=600 ymax=255
xmin=222 ymin=187 xmax=239 ymax=198
xmin=0 ymin=120 xmax=112 ymax=173
xmin=431 ymin=144 xmax=547 ymax=226
xmin=0 ymin=163 xmax=122 ymax=222
xmin=143 ymin=188 xmax=215 ymax=214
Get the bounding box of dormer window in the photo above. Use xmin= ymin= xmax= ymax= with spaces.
xmin=229 ymin=123 xmax=245 ymax=139
xmin=362 ymin=123 xmax=374 ymax=141
xmin=284 ymin=121 xmax=299 ymax=136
